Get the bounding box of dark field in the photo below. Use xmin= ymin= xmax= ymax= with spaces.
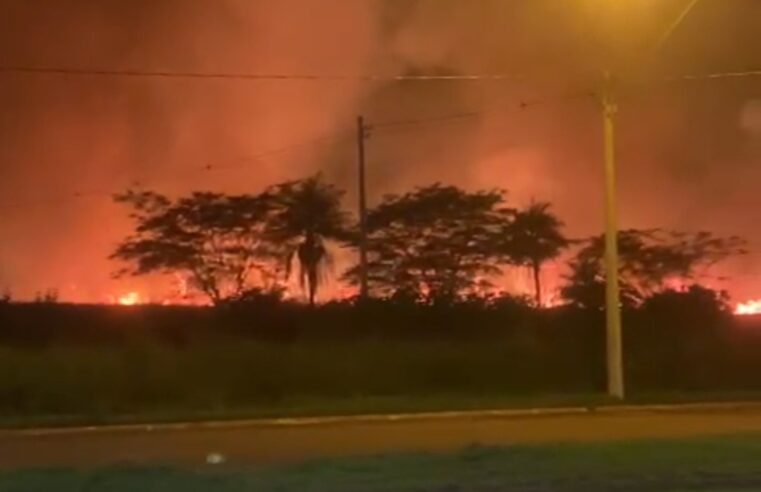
xmin=0 ymin=298 xmax=760 ymax=425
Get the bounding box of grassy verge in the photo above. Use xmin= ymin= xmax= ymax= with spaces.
xmin=3 ymin=434 xmax=761 ymax=491
xmin=0 ymin=340 xmax=601 ymax=428
xmin=6 ymin=390 xmax=761 ymax=430
xmin=0 ymin=393 xmax=608 ymax=429
xmin=3 ymin=339 xmax=761 ymax=429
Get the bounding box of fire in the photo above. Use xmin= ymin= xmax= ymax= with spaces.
xmin=736 ymin=300 xmax=761 ymax=316
xmin=543 ymin=293 xmax=565 ymax=309
xmin=117 ymin=292 xmax=142 ymax=306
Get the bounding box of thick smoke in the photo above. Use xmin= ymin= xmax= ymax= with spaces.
xmin=0 ymin=0 xmax=759 ymax=302
xmin=360 ymin=0 xmax=761 ymax=299
xmin=0 ymin=0 xmax=378 ymax=301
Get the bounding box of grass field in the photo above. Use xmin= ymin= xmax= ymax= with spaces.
xmin=2 ymin=434 xmax=761 ymax=491
xmin=1 ymin=302 xmax=760 ymax=429
xmin=3 ymin=339 xmax=761 ymax=429
xmin=0 ymin=339 xmax=602 ymax=427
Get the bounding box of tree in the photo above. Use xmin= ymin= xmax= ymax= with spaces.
xmin=34 ymin=289 xmax=59 ymax=304
xmin=112 ymin=190 xmax=280 ymax=305
xmin=346 ymin=184 xmax=509 ymax=302
xmin=502 ymin=202 xmax=569 ymax=307
xmin=265 ymin=176 xmax=350 ymax=306
xmin=562 ymin=229 xmax=746 ymax=309
xmin=561 ymin=253 xmax=642 ymax=310
xmin=641 ymin=284 xmax=731 ymax=317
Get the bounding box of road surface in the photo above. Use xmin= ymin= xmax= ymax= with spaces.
xmin=2 ymin=404 xmax=761 ymax=469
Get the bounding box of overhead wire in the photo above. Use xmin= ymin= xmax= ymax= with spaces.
xmin=0 ymin=65 xmax=527 ymax=82
xmin=0 ymin=85 xmax=595 ymax=213
xmin=372 ymin=89 xmax=595 ymax=131
xmin=0 ymin=131 xmax=353 ymax=212
xmin=2 ymin=64 xmax=760 ymax=84
xmin=663 ymin=69 xmax=761 ymax=82
xmin=0 ymin=64 xmax=758 ymax=213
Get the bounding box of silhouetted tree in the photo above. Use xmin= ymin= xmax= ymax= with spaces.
xmin=265 ymin=176 xmax=349 ymax=306
xmin=34 ymin=289 xmax=59 ymax=304
xmin=641 ymin=284 xmax=731 ymax=316
xmin=346 ymin=184 xmax=509 ymax=302
xmin=1 ymin=289 xmax=12 ymax=304
xmin=112 ymin=190 xmax=280 ymax=305
xmin=561 ymin=254 xmax=642 ymax=309
xmin=222 ymin=285 xmax=289 ymax=308
xmin=562 ymin=229 xmax=746 ymax=309
xmin=502 ymin=202 xmax=569 ymax=307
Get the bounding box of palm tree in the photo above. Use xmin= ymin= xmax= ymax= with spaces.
xmin=266 ymin=176 xmax=349 ymax=306
xmin=506 ymin=202 xmax=569 ymax=307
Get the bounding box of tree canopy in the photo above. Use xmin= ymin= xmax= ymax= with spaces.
xmin=346 ymin=184 xmax=510 ymax=302
xmin=501 ymin=202 xmax=569 ymax=306
xmin=562 ymin=229 xmax=747 ymax=309
xmin=112 ymin=190 xmax=280 ymax=304
xmin=265 ymin=175 xmax=350 ymax=306
xmin=111 ymin=176 xmax=747 ymax=309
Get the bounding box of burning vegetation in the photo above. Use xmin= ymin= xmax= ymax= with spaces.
xmin=107 ymin=175 xmax=748 ymax=311
xmin=736 ymin=299 xmax=761 ymax=316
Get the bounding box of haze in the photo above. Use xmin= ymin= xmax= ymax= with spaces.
xmin=0 ymin=0 xmax=759 ymax=303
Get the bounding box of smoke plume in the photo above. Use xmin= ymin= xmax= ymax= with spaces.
xmin=0 ymin=0 xmax=759 ymax=302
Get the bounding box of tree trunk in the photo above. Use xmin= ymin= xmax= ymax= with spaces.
xmin=308 ymin=280 xmax=316 ymax=306
xmin=532 ymin=261 xmax=542 ymax=308
xmin=307 ymin=265 xmax=318 ymax=307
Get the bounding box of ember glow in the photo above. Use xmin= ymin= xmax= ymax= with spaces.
xmin=736 ymin=300 xmax=761 ymax=316
xmin=117 ymin=292 xmax=142 ymax=306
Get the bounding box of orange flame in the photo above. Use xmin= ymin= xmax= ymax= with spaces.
xmin=736 ymin=300 xmax=761 ymax=316
xmin=117 ymin=292 xmax=142 ymax=306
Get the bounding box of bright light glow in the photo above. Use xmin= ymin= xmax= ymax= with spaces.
xmin=543 ymin=293 xmax=565 ymax=309
xmin=117 ymin=292 xmax=142 ymax=306
xmin=736 ymin=300 xmax=761 ymax=316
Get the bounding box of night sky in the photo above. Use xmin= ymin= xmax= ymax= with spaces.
xmin=0 ymin=0 xmax=759 ymax=303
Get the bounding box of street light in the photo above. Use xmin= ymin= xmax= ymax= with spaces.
xmin=601 ymin=0 xmax=701 ymax=400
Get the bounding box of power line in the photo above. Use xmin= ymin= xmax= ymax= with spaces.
xmin=2 ymin=65 xmax=760 ymax=85
xmin=0 ymin=132 xmax=352 ymax=211
xmin=610 ymin=68 xmax=761 ymax=108
xmin=0 ymin=90 xmax=590 ymax=213
xmin=0 ymin=66 xmax=758 ymax=212
xmin=0 ymin=66 xmax=526 ymax=82
xmin=176 ymin=132 xmax=352 ymax=174
xmin=372 ymin=90 xmax=595 ymax=131
xmin=663 ymin=69 xmax=761 ymax=83
xmin=623 ymin=69 xmax=761 ymax=92
xmin=0 ymin=89 xmax=590 ymax=214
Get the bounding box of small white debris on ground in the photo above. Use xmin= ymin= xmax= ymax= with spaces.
xmin=206 ymin=453 xmax=226 ymax=465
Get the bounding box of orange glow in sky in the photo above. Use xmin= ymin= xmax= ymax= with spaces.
xmin=736 ymin=300 xmax=761 ymax=316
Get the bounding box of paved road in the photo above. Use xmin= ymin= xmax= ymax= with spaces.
xmin=2 ymin=404 xmax=761 ymax=469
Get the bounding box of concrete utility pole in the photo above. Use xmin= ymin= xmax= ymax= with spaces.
xmin=600 ymin=0 xmax=702 ymax=400
xmin=601 ymin=71 xmax=624 ymax=400
xmin=356 ymin=116 xmax=370 ymax=299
